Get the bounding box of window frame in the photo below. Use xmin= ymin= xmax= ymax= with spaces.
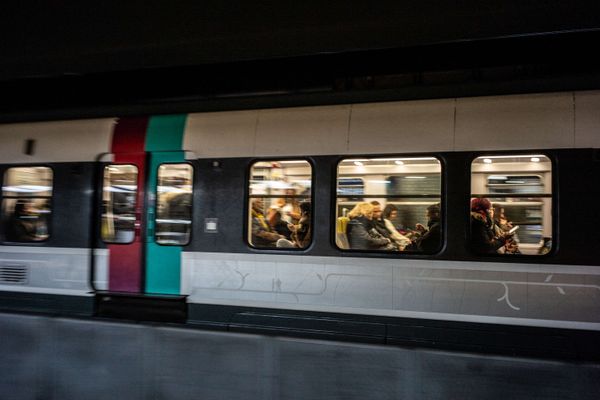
xmin=1 ymin=164 xmax=54 ymax=245
xmin=153 ymin=161 xmax=195 ymax=247
xmin=468 ymin=151 xmax=556 ymax=258
xmin=332 ymin=154 xmax=445 ymax=256
xmin=244 ymin=157 xmax=315 ymax=252
xmin=100 ymin=163 xmax=140 ymax=245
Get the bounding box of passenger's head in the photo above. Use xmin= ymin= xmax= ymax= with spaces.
xmin=299 ymin=201 xmax=311 ymax=215
xmin=348 ymin=202 xmax=374 ymax=220
xmin=275 ymin=198 xmax=286 ymax=208
xmin=471 ymin=198 xmax=491 ymax=217
xmin=252 ymin=198 xmax=265 ymax=213
xmin=14 ymin=200 xmax=34 ymax=217
xmin=370 ymin=201 xmax=382 ymax=220
xmin=492 ymin=203 xmax=504 ymax=220
xmin=426 ymin=203 xmax=441 ymax=221
xmin=382 ymin=204 xmax=398 ymax=220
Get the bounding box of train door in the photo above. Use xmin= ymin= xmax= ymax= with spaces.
xmin=144 ymin=151 xmax=193 ymax=295
xmin=101 ymin=115 xmax=190 ymax=296
xmin=102 ymin=118 xmax=147 ymax=293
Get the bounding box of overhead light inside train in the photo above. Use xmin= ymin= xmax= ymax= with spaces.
xmin=478 ymin=154 xmax=546 ymax=160
xmin=483 ymin=158 xmax=492 ymax=164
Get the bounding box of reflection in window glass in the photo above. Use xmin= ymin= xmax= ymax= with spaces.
xmin=471 ymin=155 xmax=552 ymax=255
xmin=335 ymin=157 xmax=442 ymax=253
xmin=101 ymin=165 xmax=138 ymax=243
xmin=2 ymin=167 xmax=53 ymax=242
xmin=155 ymin=164 xmax=193 ymax=245
xmin=248 ymin=160 xmax=312 ymax=249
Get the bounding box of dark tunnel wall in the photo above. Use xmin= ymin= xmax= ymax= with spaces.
xmin=2 ymin=1 xmax=600 ymax=81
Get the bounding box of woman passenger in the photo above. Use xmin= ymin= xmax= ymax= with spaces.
xmin=381 ymin=204 xmax=411 ymax=250
xmin=346 ymin=202 xmax=393 ymax=250
xmin=492 ymin=203 xmax=520 ymax=254
xmin=470 ymin=198 xmax=511 ymax=254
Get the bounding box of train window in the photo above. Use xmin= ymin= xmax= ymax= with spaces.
xmin=248 ymin=160 xmax=312 ymax=249
xmin=101 ymin=164 xmax=138 ymax=244
xmin=1 ymin=167 xmax=53 ymax=242
xmin=155 ymin=163 xmax=193 ymax=245
xmin=470 ymin=155 xmax=552 ymax=255
xmin=335 ymin=157 xmax=442 ymax=253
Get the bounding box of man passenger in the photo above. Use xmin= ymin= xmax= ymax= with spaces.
xmin=370 ymin=200 xmax=411 ymax=250
xmin=251 ymin=199 xmax=285 ymax=247
xmin=411 ymin=203 xmax=441 ymax=253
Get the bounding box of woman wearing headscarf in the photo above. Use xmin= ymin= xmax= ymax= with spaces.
xmin=470 ymin=198 xmax=511 ymax=254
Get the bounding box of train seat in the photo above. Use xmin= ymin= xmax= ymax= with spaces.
xmin=336 ymin=216 xmax=350 ymax=249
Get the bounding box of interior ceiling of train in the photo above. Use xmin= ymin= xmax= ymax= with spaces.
xmin=1 ymin=1 xmax=600 ymax=120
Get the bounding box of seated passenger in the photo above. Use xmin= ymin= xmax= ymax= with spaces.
xmin=407 ymin=203 xmax=441 ymax=253
xmin=470 ymin=198 xmax=512 ymax=254
xmin=382 ymin=204 xmax=406 ymax=231
xmin=269 ymin=209 xmax=293 ymax=239
xmin=281 ymin=189 xmax=301 ymax=223
xmin=371 ymin=201 xmax=410 ymax=251
xmin=346 ymin=202 xmax=394 ymax=251
xmin=277 ymin=202 xmax=311 ymax=249
xmin=6 ymin=200 xmax=45 ymax=242
xmin=369 ymin=201 xmax=393 ymax=239
xmin=492 ymin=204 xmax=520 ymax=254
xmin=251 ymin=199 xmax=285 ymax=247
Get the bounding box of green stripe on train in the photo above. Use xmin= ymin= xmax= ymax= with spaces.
xmin=144 ymin=114 xmax=187 ymax=295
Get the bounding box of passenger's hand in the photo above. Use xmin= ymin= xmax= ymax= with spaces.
xmin=415 ymin=223 xmax=426 ymax=232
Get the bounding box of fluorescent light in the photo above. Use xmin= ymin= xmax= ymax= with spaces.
xmin=483 ymin=158 xmax=492 ymax=164
xmin=394 ymin=160 xmax=404 ymax=165
xmin=477 ymin=155 xmax=546 ymax=160
xmin=405 ymin=176 xmax=426 ymax=179
xmin=531 ymin=157 xmax=540 ymax=162
xmin=353 ymin=161 xmax=364 ymax=166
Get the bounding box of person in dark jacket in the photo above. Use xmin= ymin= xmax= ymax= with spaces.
xmin=251 ymin=199 xmax=285 ymax=247
xmin=412 ymin=203 xmax=441 ymax=253
xmin=470 ymin=198 xmax=511 ymax=254
xmin=277 ymin=201 xmax=312 ymax=249
xmin=6 ymin=200 xmax=43 ymax=242
xmin=346 ymin=202 xmax=393 ymax=250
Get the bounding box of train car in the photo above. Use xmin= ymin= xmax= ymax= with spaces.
xmin=1 ymin=90 xmax=599 ymax=359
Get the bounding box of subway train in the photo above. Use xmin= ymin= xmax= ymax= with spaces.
xmin=1 ymin=90 xmax=599 ymax=359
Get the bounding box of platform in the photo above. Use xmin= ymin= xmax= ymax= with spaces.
xmin=1 ymin=311 xmax=599 ymax=399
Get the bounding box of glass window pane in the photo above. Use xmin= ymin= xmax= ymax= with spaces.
xmin=155 ymin=164 xmax=193 ymax=245
xmin=470 ymin=154 xmax=552 ymax=255
xmin=101 ymin=165 xmax=138 ymax=244
xmin=248 ymin=160 xmax=312 ymax=249
xmin=2 ymin=167 xmax=53 ymax=242
xmin=336 ymin=157 xmax=442 ymax=253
